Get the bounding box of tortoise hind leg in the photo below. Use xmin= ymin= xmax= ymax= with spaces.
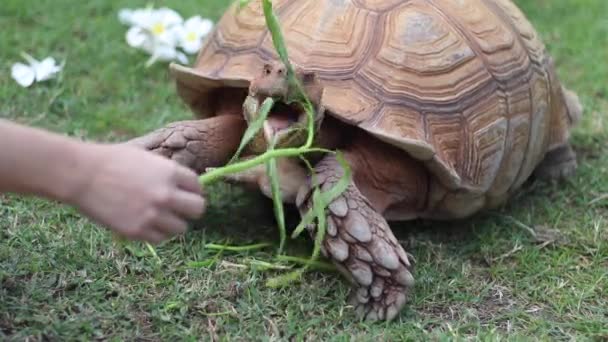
xmin=534 ymin=144 xmax=578 ymax=181
xmin=534 ymin=85 xmax=583 ymax=181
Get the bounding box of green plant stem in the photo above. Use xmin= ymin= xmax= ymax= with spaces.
xmin=199 ymin=147 xmax=331 ymax=185
xmin=275 ymin=255 xmax=336 ymax=271
xmin=204 ymin=242 xmax=272 ymax=252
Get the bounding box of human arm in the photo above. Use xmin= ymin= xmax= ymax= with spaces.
xmin=0 ymin=119 xmax=206 ymax=243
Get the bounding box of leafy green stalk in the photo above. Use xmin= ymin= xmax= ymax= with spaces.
xmin=229 ymin=97 xmax=275 ymax=163
xmin=261 ymin=0 xmax=315 ymax=148
xmin=198 ymin=0 xmax=352 ymax=287
xmin=275 ymin=255 xmax=336 ymax=271
xmin=204 ymin=242 xmax=272 ymax=252
xmin=266 ymin=139 xmax=287 ymax=254
xmin=199 ymin=146 xmax=331 ymax=185
xmin=311 ymin=189 xmax=327 ymax=261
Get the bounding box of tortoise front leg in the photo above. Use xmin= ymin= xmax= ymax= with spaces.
xmin=296 ymin=153 xmax=416 ymax=322
xmin=127 ymin=115 xmax=246 ymax=174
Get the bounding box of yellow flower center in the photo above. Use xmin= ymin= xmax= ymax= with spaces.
xmin=186 ymin=31 xmax=197 ymax=42
xmin=151 ymin=22 xmax=165 ymax=35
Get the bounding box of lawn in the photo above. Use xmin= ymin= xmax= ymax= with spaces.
xmin=1 ymin=0 xmax=606 ymax=340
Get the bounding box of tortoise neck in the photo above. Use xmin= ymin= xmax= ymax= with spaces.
xmin=315 ymin=116 xmax=350 ymax=150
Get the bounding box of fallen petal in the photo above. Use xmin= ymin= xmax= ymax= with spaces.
xmin=34 ymin=57 xmax=62 ymax=81
xmin=11 ymin=62 xmax=35 ymax=87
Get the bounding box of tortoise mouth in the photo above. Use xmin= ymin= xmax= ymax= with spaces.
xmin=260 ymin=98 xmax=307 ymax=144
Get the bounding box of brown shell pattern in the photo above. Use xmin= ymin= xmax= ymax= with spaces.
xmin=179 ymin=0 xmax=574 ymax=198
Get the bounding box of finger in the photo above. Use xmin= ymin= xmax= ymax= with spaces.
xmin=170 ymin=190 xmax=207 ymax=219
xmin=174 ymin=164 xmax=203 ymax=194
xmin=153 ymin=211 xmax=189 ymax=235
xmin=145 ymin=228 xmax=170 ymax=244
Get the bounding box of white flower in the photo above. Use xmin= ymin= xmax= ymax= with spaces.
xmin=124 ymin=7 xmax=182 ymax=47
xmin=11 ymin=52 xmax=63 ymax=87
xmin=120 ymin=6 xmax=188 ymax=66
xmin=124 ymin=23 xmax=188 ymax=67
xmin=174 ymin=16 xmax=213 ymax=54
xmin=144 ymin=44 xmax=189 ymax=67
xmin=118 ymin=6 xmax=214 ymax=66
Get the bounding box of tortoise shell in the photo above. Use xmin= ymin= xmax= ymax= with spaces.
xmin=170 ymin=0 xmax=578 ymax=217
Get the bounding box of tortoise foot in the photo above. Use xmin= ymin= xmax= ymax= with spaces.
xmin=349 ymin=282 xmax=409 ymax=322
xmin=297 ymin=155 xmax=414 ymax=322
xmin=534 ymin=144 xmax=578 ymax=181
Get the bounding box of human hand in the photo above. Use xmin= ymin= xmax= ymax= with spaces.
xmin=69 ymin=143 xmax=206 ymax=243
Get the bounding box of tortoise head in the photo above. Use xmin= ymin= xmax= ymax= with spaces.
xmin=243 ymin=61 xmax=325 ymax=153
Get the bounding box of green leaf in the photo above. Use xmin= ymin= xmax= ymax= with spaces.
xmin=266 ymin=139 xmax=287 ymax=254
xmin=262 ymin=0 xmax=291 ymax=72
xmin=197 ymin=0 xmax=354 ymax=290
xmin=229 ymin=97 xmax=274 ymax=163
xmin=275 ymin=255 xmax=336 ymax=272
xmin=266 ymin=269 xmax=304 ymax=288
xmin=145 ymin=242 xmax=162 ymax=264
xmin=261 ymin=0 xmax=316 ymax=148
xmin=186 ymin=259 xmax=217 ymax=268
xmin=320 ymin=152 xmax=351 ymax=205
xmin=291 ymin=152 xmax=351 ymax=239
xmin=291 ymin=206 xmax=315 ymax=239
xmin=311 ymin=188 xmax=327 ymax=262
xmin=248 ymin=259 xmax=292 ymax=271
xmin=204 ymin=242 xmax=272 ymax=252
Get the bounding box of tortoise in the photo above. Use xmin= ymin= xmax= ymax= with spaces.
xmin=129 ymin=0 xmax=583 ymax=321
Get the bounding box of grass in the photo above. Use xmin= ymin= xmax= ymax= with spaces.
xmin=1 ymin=0 xmax=606 ymax=340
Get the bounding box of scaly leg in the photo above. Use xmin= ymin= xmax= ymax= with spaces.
xmin=296 ymin=137 xmax=428 ymax=321
xmin=127 ymin=115 xmax=246 ymax=174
